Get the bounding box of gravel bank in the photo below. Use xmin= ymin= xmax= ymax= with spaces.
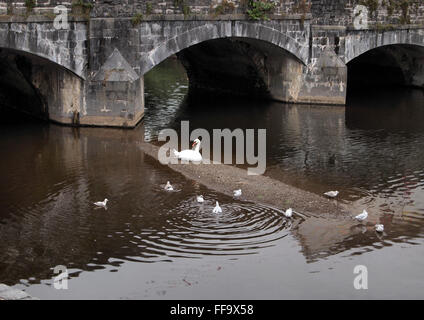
xmin=139 ymin=142 xmax=350 ymax=218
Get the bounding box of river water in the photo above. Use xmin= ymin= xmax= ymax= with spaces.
xmin=1 ymin=58 xmax=423 ymax=299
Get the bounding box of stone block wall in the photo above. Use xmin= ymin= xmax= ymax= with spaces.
xmin=79 ymin=0 xmax=308 ymax=18
xmin=88 ymin=18 xmax=310 ymax=77
xmin=0 ymin=0 xmax=305 ymax=17
xmin=0 ymin=0 xmax=297 ymax=18
xmin=0 ymin=1 xmax=76 ymax=15
xmin=311 ymin=0 xmax=424 ymax=26
xmin=0 ymin=21 xmax=88 ymax=78
xmin=1 ymin=0 xmax=423 ymax=26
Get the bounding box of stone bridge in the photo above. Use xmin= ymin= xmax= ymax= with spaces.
xmin=0 ymin=0 xmax=423 ymax=127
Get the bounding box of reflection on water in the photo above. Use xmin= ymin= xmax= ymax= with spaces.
xmin=0 ymin=124 xmax=292 ymax=288
xmin=0 ymin=58 xmax=423 ymax=299
xmin=144 ymin=57 xmax=189 ymax=142
xmin=144 ymin=59 xmax=424 ymax=230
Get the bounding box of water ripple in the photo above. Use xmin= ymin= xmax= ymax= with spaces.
xmin=124 ymin=199 xmax=290 ymax=262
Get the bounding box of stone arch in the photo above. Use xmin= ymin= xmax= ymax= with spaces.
xmin=0 ymin=22 xmax=88 ymax=79
xmin=0 ymin=45 xmax=86 ymax=124
xmin=140 ymin=21 xmax=309 ymax=76
xmin=345 ymin=36 xmax=424 ymax=89
xmin=344 ymin=29 xmax=424 ymax=64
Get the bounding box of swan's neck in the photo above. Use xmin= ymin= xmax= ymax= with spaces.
xmin=194 ymin=143 xmax=201 ymax=153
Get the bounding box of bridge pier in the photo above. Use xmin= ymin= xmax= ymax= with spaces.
xmin=34 ymin=65 xmax=86 ymax=126
xmin=276 ymin=48 xmax=347 ymax=105
xmin=84 ymin=48 xmax=144 ymax=128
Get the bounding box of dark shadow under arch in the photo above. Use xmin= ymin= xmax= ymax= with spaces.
xmin=0 ymin=47 xmax=84 ymax=122
xmin=175 ymin=37 xmax=305 ymax=100
xmin=347 ymin=44 xmax=424 ymax=91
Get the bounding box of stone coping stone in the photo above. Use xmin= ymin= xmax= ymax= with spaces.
xmin=312 ymin=23 xmax=424 ymax=31
xmin=0 ymin=13 xmax=312 ymax=23
xmin=345 ymin=23 xmax=424 ymax=31
xmin=0 ymin=14 xmax=88 ymax=23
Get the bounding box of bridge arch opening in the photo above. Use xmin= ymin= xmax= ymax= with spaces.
xmin=0 ymin=48 xmax=46 ymax=123
xmin=145 ymin=37 xmax=306 ymax=103
xmin=347 ymin=44 xmax=424 ymax=91
xmin=0 ymin=48 xmax=84 ymax=125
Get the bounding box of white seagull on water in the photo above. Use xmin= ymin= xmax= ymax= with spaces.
xmin=213 ymin=201 xmax=222 ymax=214
xmin=94 ymin=199 xmax=108 ymax=208
xmin=375 ymin=224 xmax=384 ymax=233
xmin=172 ymin=139 xmax=203 ymax=162
xmin=284 ymin=208 xmax=293 ymax=218
xmin=233 ymin=189 xmax=242 ymax=197
xmin=324 ymin=191 xmax=339 ymax=198
xmin=197 ymin=195 xmax=204 ymax=203
xmin=165 ymin=181 xmax=174 ymax=191
xmin=355 ymin=210 xmax=368 ymax=222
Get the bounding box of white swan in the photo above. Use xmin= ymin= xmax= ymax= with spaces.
xmin=173 ymin=139 xmax=202 ymax=162
xmin=284 ymin=208 xmax=293 ymax=218
xmin=94 ymin=199 xmax=108 ymax=207
xmin=355 ymin=210 xmax=368 ymax=222
xmin=324 ymin=191 xmax=339 ymax=198
xmin=375 ymin=224 xmax=384 ymax=233
xmin=197 ymin=195 xmax=204 ymax=203
xmin=165 ymin=181 xmax=174 ymax=191
xmin=213 ymin=201 xmax=222 ymax=214
xmin=233 ymin=189 xmax=242 ymax=197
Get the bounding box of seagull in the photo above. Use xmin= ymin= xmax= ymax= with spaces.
xmin=94 ymin=199 xmax=108 ymax=207
xmin=165 ymin=181 xmax=174 ymax=191
xmin=233 ymin=189 xmax=242 ymax=197
xmin=324 ymin=191 xmax=339 ymax=198
xmin=375 ymin=224 xmax=384 ymax=233
xmin=355 ymin=210 xmax=368 ymax=222
xmin=197 ymin=195 xmax=204 ymax=203
xmin=284 ymin=208 xmax=293 ymax=218
xmin=213 ymin=201 xmax=222 ymax=214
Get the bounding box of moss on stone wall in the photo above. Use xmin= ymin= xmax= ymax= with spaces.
xmin=132 ymin=13 xmax=144 ymax=26
xmin=360 ymin=0 xmax=421 ymax=25
xmin=212 ymin=0 xmax=236 ymax=17
xmin=24 ymin=0 xmax=36 ymax=13
xmin=246 ymin=0 xmax=275 ymax=21
xmin=174 ymin=0 xmax=191 ymax=18
xmin=71 ymin=0 xmax=93 ymax=19
xmin=359 ymin=0 xmax=379 ymax=16
xmin=146 ymin=2 xmax=153 ymax=15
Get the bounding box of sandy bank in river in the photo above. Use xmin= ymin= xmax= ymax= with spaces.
xmin=139 ymin=141 xmax=351 ymax=219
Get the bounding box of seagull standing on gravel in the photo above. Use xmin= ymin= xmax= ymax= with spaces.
xmin=355 ymin=210 xmax=368 ymax=222
xmin=284 ymin=208 xmax=293 ymax=218
xmin=94 ymin=199 xmax=108 ymax=208
xmin=375 ymin=224 xmax=384 ymax=233
xmin=213 ymin=201 xmax=222 ymax=214
xmin=197 ymin=195 xmax=204 ymax=203
xmin=165 ymin=181 xmax=174 ymax=191
xmin=233 ymin=189 xmax=242 ymax=197
xmin=324 ymin=191 xmax=339 ymax=198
